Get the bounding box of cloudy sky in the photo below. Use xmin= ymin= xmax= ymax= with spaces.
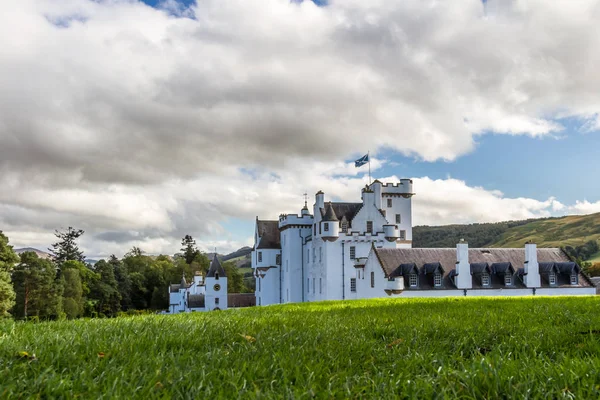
xmin=1 ymin=0 xmax=600 ymax=258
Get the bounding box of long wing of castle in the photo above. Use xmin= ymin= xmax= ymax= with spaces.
xmin=252 ymin=180 xmax=595 ymax=305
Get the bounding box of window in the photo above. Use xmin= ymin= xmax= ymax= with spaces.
xmin=549 ymin=272 xmax=556 ymax=285
xmin=319 ymin=278 xmax=322 ymax=294
xmin=307 ymin=249 xmax=310 ymax=262
xmin=215 ymin=272 xmax=219 ymax=280
xmin=399 ymin=230 xmax=406 ymax=240
xmin=341 ymin=222 xmax=348 ymax=233
xmin=286 ymin=260 xmax=288 ymax=272
xmin=313 ymin=250 xmax=316 ymax=263
xmin=371 ymin=271 xmax=375 ymax=288
xmin=287 ymin=289 xmax=289 ymax=301
xmin=324 ymin=223 xmax=329 ymax=232
xmin=357 ymin=269 xmax=361 ymax=279
xmin=258 ymin=252 xmax=262 ymax=263
xmin=350 ymin=246 xmax=356 ymax=260
xmin=504 ymin=274 xmax=512 ymax=286
xmin=482 ymin=272 xmax=490 ymax=286
xmin=387 ymin=198 xmax=392 ymax=208
xmin=314 ymin=224 xmax=316 ymax=236
xmin=276 ymin=254 xmax=281 ymax=265
xmin=409 ymin=273 xmax=418 ymax=287
xmin=571 ymin=273 xmax=578 ymax=285
xmin=434 ymin=273 xmax=442 ymax=287
xmin=366 ymin=221 xmax=373 ymax=233
xmin=215 ymin=297 xmax=219 ymax=305
xmin=259 ymin=279 xmax=261 ymax=292
xmin=350 ymin=278 xmax=356 ymax=292
xmin=313 ymin=278 xmax=315 ymax=293
xmin=396 ymin=214 xmax=401 ymax=224
xmin=307 ymin=278 xmax=309 ymax=293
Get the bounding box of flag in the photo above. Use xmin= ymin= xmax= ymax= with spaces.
xmin=355 ymin=153 xmax=369 ymax=167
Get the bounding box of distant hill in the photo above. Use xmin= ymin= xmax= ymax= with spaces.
xmin=222 ymin=246 xmax=252 ymax=261
xmin=414 ymin=213 xmax=600 ymax=262
xmin=14 ymin=247 xmax=53 ymax=260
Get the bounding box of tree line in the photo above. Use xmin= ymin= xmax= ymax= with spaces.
xmin=0 ymin=230 xmax=251 ymax=320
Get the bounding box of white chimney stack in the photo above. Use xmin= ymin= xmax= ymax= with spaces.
xmin=456 ymin=240 xmax=472 ymax=289
xmin=524 ymin=243 xmax=540 ymax=288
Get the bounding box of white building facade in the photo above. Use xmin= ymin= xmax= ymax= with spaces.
xmin=253 ymin=179 xmax=595 ymax=304
xmin=167 ymin=255 xmax=228 ymax=313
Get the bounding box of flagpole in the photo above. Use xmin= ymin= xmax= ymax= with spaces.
xmin=368 ymin=150 xmax=371 ymax=185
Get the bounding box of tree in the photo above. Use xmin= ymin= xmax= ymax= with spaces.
xmin=584 ymin=263 xmax=600 ymax=277
xmin=12 ymin=252 xmax=62 ymax=319
xmin=50 ymin=227 xmax=85 ymax=266
xmin=0 ymin=232 xmax=19 ymax=317
xmin=222 ymin=261 xmax=247 ymax=293
xmin=62 ymin=269 xmax=83 ymax=319
xmin=91 ymin=260 xmax=121 ymax=316
xmin=181 ymin=235 xmax=200 ymax=265
xmin=109 ymin=255 xmax=132 ymax=311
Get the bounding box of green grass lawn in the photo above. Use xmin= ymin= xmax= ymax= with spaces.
xmin=2 ymin=297 xmax=600 ymax=398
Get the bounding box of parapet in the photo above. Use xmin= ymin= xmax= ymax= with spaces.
xmin=278 ymin=213 xmax=314 ymax=229
xmin=381 ymin=179 xmax=414 ymax=195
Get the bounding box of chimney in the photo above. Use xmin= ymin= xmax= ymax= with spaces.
xmin=361 ymin=186 xmax=376 ymax=208
xmin=314 ymin=190 xmax=325 ymax=221
xmin=371 ymin=180 xmax=382 ymax=209
xmin=456 ymin=239 xmax=472 ymax=289
xmin=524 ymin=243 xmax=541 ymax=288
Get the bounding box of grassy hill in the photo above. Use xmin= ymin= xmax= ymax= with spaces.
xmin=414 ymin=212 xmax=600 ymax=261
xmin=2 ymin=297 xmax=600 ymax=398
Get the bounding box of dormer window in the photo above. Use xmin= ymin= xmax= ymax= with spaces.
xmin=549 ymin=272 xmax=556 ymax=285
xmin=409 ymin=273 xmax=418 ymax=287
xmin=570 ymin=273 xmax=578 ymax=285
xmin=481 ymin=272 xmax=490 ymax=286
xmin=341 ymin=221 xmax=348 ymax=233
xmin=504 ymin=274 xmax=512 ymax=286
xmin=434 ymin=273 xmax=442 ymax=287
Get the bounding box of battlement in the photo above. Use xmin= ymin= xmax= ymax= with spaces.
xmin=278 ymin=213 xmax=314 ymax=229
xmin=380 ymin=179 xmax=414 ymax=194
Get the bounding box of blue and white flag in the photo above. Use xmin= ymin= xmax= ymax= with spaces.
xmin=354 ymin=153 xmax=369 ymax=167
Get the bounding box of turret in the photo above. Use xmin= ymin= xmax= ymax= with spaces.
xmin=383 ymin=224 xmax=399 ymax=242
xmin=321 ymin=202 xmax=340 ymax=242
xmin=301 ymin=202 xmax=310 ymax=216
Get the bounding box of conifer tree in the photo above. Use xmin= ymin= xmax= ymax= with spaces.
xmin=49 ymin=227 xmax=85 ymax=266
xmin=181 ymin=235 xmax=200 ymax=265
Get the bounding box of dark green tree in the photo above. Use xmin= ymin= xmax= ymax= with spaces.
xmin=12 ymin=252 xmax=63 ymax=319
xmin=62 ymin=268 xmax=83 ymax=319
xmin=49 ymin=227 xmax=85 ymax=266
xmin=109 ymin=255 xmax=132 ymax=311
xmin=91 ymin=260 xmax=121 ymax=316
xmin=0 ymin=232 xmax=19 ymax=317
xmin=181 ymin=235 xmax=200 ymax=265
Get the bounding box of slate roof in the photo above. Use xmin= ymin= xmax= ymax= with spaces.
xmin=319 ymin=202 xmax=362 ymax=225
xmin=373 ymin=247 xmax=594 ymax=289
xmin=188 ymin=294 xmax=205 ymax=308
xmin=256 ymin=220 xmax=281 ymax=249
xmin=322 ymin=202 xmax=339 ymax=222
xmin=170 ymin=284 xmax=181 ymax=293
xmin=207 ymin=255 xmax=226 ymax=278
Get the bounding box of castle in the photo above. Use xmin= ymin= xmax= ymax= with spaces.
xmin=252 ymin=179 xmax=595 ymax=304
xmin=167 ymin=255 xmax=228 ymax=313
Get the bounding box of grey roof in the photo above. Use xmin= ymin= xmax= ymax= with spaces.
xmin=207 ymin=255 xmax=226 ymax=278
xmin=188 ymin=294 xmax=205 ymax=308
xmin=556 ymin=262 xmax=579 ymax=274
xmin=170 ymin=284 xmax=181 ymax=293
xmin=373 ymin=247 xmax=594 ymax=289
xmin=180 ymin=275 xmax=187 ymax=286
xmin=318 ymin=202 xmax=362 ymax=223
xmin=322 ymin=202 xmax=339 ymax=222
xmin=539 ymin=262 xmax=560 ymax=273
xmin=423 ymin=262 xmax=444 ymax=274
xmin=256 ymin=220 xmax=281 ymax=249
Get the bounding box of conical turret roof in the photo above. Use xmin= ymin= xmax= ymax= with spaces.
xmin=322 ymin=202 xmax=339 ymax=222
xmin=207 ymin=254 xmax=226 ymax=278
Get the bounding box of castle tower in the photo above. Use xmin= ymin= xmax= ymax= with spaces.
xmin=205 ymin=254 xmax=228 ymax=310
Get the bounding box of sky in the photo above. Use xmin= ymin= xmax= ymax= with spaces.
xmin=1 ymin=0 xmax=600 ymax=258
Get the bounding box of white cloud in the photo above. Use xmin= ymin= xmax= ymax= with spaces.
xmin=1 ymin=0 xmax=600 ymax=256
